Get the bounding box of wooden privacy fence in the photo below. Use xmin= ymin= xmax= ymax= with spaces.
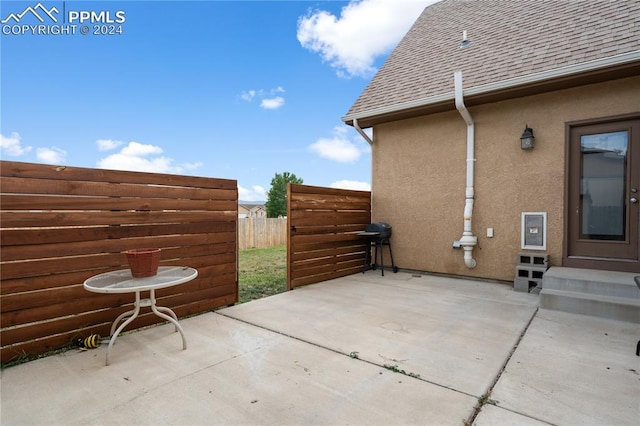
xmin=238 ymin=217 xmax=287 ymax=249
xmin=287 ymin=184 xmax=371 ymax=290
xmin=0 ymin=160 xmax=238 ymax=364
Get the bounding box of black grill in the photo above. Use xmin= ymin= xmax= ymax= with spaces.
xmin=364 ymin=222 xmax=392 ymax=240
xmin=359 ymin=222 xmax=397 ymax=275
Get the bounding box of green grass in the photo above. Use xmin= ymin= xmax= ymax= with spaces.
xmin=238 ymin=244 xmax=287 ymax=304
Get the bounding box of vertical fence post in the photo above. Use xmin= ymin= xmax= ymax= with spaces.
xmin=286 ymin=183 xmax=293 ymax=290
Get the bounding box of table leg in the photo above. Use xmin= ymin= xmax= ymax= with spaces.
xmin=149 ymin=289 xmax=187 ymax=350
xmin=106 ymin=291 xmax=141 ymax=366
xmin=155 ymin=306 xmax=179 ymax=332
xmin=110 ymin=308 xmax=137 ymax=337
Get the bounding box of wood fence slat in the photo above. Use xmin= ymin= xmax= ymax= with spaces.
xmin=290 ymin=265 xmax=363 ymax=288
xmin=288 ymin=224 xmax=368 ymax=236
xmin=290 ymin=233 xmax=364 ymax=245
xmin=291 ymin=240 xmax=367 ymax=254
xmin=1 ymin=231 xmax=237 ymax=262
xmin=0 ymin=194 xmax=237 ymax=211
xmin=291 ymin=252 xmax=364 ymax=271
xmin=0 ymin=221 xmax=236 ymax=246
xmin=288 ymin=184 xmax=370 ymax=199
xmin=1 ymin=210 xmax=236 ymax=228
xmin=1 ymin=306 xmax=134 ymax=347
xmin=290 ymin=209 xmax=370 ymax=221
xmin=291 ymin=244 xmax=367 ymax=262
xmin=291 ymin=258 xmax=364 ymax=280
xmin=290 ymin=200 xmax=371 ymax=210
xmin=0 ymin=176 xmax=237 ymax=200
xmin=1 ymin=161 xmax=237 ymax=189
xmin=1 ymin=292 xmax=133 ymax=328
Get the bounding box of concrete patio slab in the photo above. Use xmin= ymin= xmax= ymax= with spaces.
xmin=220 ymin=271 xmax=539 ymax=397
xmin=490 ymin=309 xmax=640 ymax=426
xmin=1 ymin=310 xmax=475 ymax=425
xmin=2 ymin=271 xmax=638 ymax=425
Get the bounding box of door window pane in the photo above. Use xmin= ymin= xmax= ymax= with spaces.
xmin=580 ymin=131 xmax=627 ymax=241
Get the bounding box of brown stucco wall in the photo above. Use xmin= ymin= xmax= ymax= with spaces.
xmin=372 ymin=76 xmax=640 ymax=281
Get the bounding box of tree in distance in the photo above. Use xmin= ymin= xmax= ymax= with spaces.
xmin=265 ymin=172 xmax=303 ymax=218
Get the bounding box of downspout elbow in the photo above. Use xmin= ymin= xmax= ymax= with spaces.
xmin=463 ymin=247 xmax=477 ymax=268
xmin=353 ymin=118 xmax=373 ymax=145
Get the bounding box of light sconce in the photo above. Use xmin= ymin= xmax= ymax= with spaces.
xmin=520 ymin=125 xmax=535 ymax=150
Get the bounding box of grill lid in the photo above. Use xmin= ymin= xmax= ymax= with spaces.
xmin=364 ymin=222 xmax=392 ymax=238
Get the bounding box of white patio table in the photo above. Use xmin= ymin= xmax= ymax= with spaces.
xmin=83 ymin=266 xmax=198 ymax=365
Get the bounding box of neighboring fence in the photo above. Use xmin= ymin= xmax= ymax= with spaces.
xmin=0 ymin=160 xmax=238 ymax=364
xmin=287 ymin=184 xmax=371 ymax=290
xmin=238 ymin=217 xmax=287 ymax=249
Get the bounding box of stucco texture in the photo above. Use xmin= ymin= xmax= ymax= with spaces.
xmin=372 ymin=76 xmax=640 ymax=281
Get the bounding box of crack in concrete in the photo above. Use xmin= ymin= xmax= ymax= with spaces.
xmin=464 ymin=307 xmax=543 ymax=425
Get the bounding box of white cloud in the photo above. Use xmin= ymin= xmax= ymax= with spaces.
xmin=96 ymin=139 xmax=123 ymax=151
xmin=241 ymin=87 xmax=286 ymax=110
xmin=297 ymin=0 xmax=436 ymax=78
xmin=260 ymin=96 xmax=285 ymax=110
xmin=238 ymin=184 xmax=266 ymax=202
xmin=309 ymin=125 xmax=370 ymax=163
xmin=183 ymin=161 xmax=204 ymax=171
xmin=96 ymin=140 xmax=200 ymax=174
xmin=0 ymin=132 xmax=32 ymax=156
xmin=36 ymin=147 xmax=66 ymax=164
xmin=241 ymin=90 xmax=256 ymax=101
xmin=121 ymin=141 xmax=163 ymax=157
xmin=331 ymin=180 xmax=371 ymax=191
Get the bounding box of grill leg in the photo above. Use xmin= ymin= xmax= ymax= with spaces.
xmin=363 ymin=239 xmax=377 ymax=273
xmin=374 ymin=242 xmax=379 ymax=272
xmin=379 ymin=241 xmax=385 ymax=276
xmin=386 ymin=239 xmax=398 ymax=273
xmin=362 ymin=241 xmax=369 ymax=273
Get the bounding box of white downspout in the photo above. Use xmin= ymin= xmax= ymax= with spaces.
xmin=353 ymin=118 xmax=375 ymax=218
xmin=454 ymin=71 xmax=478 ymax=268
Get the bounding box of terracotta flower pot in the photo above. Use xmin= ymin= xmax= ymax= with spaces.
xmin=123 ymin=248 xmax=161 ymax=277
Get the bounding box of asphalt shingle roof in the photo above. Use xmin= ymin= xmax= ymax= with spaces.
xmin=344 ymin=0 xmax=640 ymax=121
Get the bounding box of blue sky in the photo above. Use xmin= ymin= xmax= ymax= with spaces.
xmin=1 ymin=0 xmax=435 ymax=201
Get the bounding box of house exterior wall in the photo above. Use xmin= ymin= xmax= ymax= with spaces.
xmin=372 ymin=76 xmax=640 ymax=281
xmin=238 ymin=205 xmax=250 ymax=218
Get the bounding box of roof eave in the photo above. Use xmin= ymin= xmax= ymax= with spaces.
xmin=343 ymin=50 xmax=640 ymax=128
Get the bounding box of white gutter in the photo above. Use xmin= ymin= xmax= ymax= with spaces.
xmin=343 ymin=50 xmax=640 ymax=124
xmin=353 ymin=118 xmax=373 ymax=145
xmin=454 ymin=71 xmax=477 ymax=269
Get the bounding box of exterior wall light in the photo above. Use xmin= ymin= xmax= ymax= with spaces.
xmin=520 ymin=125 xmax=535 ymax=150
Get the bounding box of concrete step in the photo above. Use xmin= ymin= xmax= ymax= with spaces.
xmin=543 ymin=267 xmax=640 ymax=298
xmin=539 ymin=267 xmax=640 ymax=323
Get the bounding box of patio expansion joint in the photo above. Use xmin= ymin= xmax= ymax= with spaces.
xmin=214 ymin=311 xmax=477 ymax=399
xmin=464 ymin=307 xmax=545 ymax=426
